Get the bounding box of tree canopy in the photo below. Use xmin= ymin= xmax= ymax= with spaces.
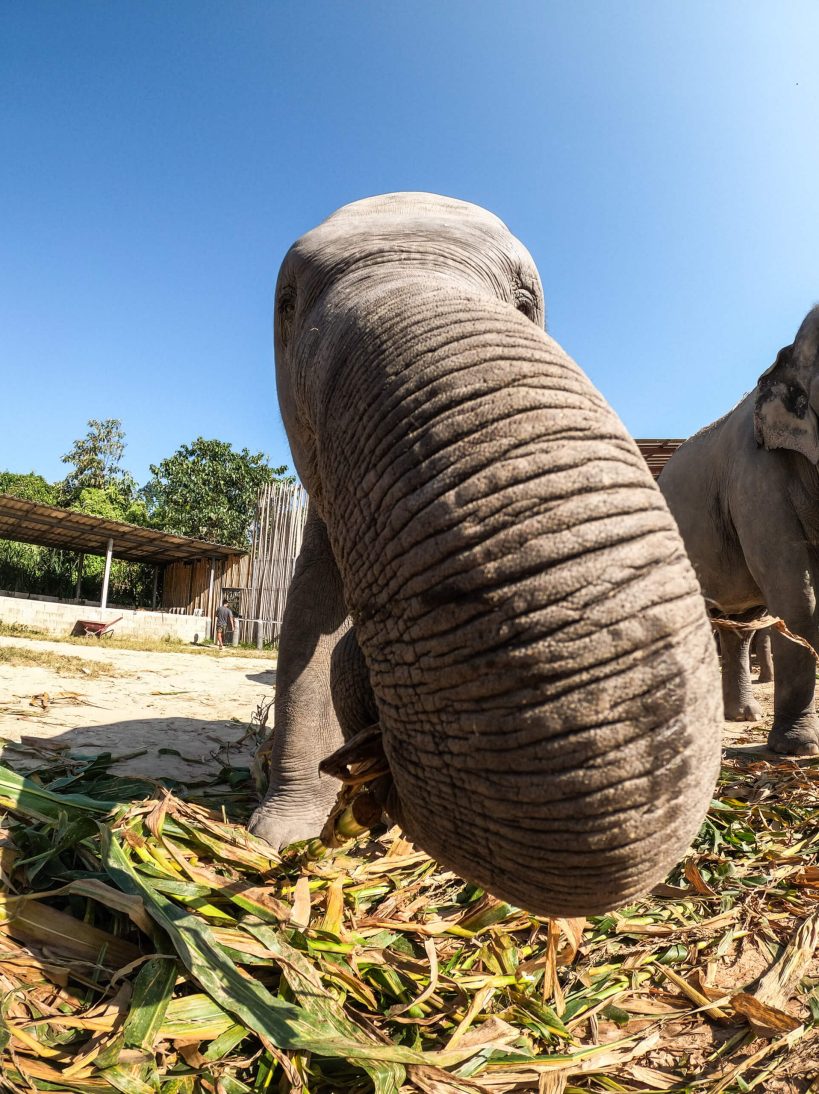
xmin=69 ymin=485 xmax=148 ymax=526
xmin=143 ymin=437 xmax=289 ymax=547
xmin=61 ymin=418 xmax=136 ymax=501
xmin=0 ymin=472 xmax=58 ymax=505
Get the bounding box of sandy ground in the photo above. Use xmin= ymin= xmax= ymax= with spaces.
xmin=0 ymin=632 xmax=785 ymax=781
xmin=722 ymin=678 xmax=777 ymax=753
xmin=0 ymin=635 xmax=277 ymax=783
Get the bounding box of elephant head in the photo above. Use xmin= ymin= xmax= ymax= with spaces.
xmin=754 ymin=305 xmax=819 ymax=463
xmin=252 ymin=192 xmax=722 ymax=917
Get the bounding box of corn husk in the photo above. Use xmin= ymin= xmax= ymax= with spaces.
xmin=2 ymin=746 xmax=819 ymax=1092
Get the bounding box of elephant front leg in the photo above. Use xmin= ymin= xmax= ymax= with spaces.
xmin=720 ymin=628 xmax=763 ymax=721
xmin=768 ymin=623 xmax=819 ymax=756
xmin=249 ymin=504 xmax=351 ymax=849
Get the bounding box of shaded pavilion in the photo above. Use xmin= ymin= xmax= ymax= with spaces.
xmin=0 ymin=493 xmax=244 ymax=612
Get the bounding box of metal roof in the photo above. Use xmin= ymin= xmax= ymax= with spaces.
xmin=636 ymin=439 xmax=684 ymax=479
xmin=0 ymin=494 xmax=244 ymax=565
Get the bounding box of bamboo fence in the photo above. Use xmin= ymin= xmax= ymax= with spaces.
xmin=240 ymin=480 xmax=309 ymax=647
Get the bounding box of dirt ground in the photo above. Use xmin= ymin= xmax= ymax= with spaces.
xmin=0 ymin=634 xmax=277 ymax=784
xmin=722 ymin=679 xmax=777 ymax=752
xmin=0 ymin=632 xmax=783 ymax=772
xmin=0 ymin=629 xmax=783 ymax=782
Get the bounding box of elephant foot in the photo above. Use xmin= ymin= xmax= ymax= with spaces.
xmin=754 ymin=671 xmax=774 ymax=685
xmin=249 ymin=780 xmax=339 ymax=851
xmin=767 ymin=719 xmax=819 ymax=757
xmin=723 ymin=698 xmax=764 ymax=722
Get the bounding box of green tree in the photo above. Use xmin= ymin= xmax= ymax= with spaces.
xmin=0 ymin=474 xmax=61 ymax=594
xmin=61 ymin=418 xmax=135 ymax=499
xmin=0 ymin=454 xmax=154 ymax=606
xmin=0 ymin=471 xmax=59 ymax=505
xmin=69 ymin=485 xmax=148 ymax=526
xmin=144 ymin=438 xmax=288 ymax=546
xmin=0 ymin=474 xmax=63 ymax=595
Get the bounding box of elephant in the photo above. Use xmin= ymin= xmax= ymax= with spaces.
xmin=249 ymin=192 xmax=723 ymax=917
xmin=660 ymin=305 xmax=819 ymax=756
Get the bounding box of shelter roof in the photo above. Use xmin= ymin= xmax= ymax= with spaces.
xmin=0 ymin=494 xmax=244 ymax=565
xmin=636 ymin=439 xmax=684 ymax=479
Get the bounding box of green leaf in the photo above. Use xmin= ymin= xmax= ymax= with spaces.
xmin=123 ymin=959 xmax=179 ymax=1050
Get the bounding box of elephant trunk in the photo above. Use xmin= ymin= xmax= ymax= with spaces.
xmin=313 ymin=282 xmax=722 ymax=916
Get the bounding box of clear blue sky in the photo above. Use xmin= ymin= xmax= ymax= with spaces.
xmin=3 ymin=2 xmax=818 ymax=485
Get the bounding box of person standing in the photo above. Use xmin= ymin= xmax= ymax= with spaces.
xmin=214 ymin=599 xmax=235 ymax=651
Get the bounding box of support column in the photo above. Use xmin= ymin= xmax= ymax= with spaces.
xmin=207 ymin=556 xmax=216 ymax=638
xmin=75 ymin=553 xmax=84 ymax=601
xmin=100 ymin=538 xmax=113 ymax=609
xmin=151 ymin=566 xmax=159 ymax=610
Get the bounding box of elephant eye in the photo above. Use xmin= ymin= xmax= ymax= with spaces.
xmin=277 ymin=284 xmax=297 ymax=347
xmin=513 ymin=286 xmax=538 ymax=323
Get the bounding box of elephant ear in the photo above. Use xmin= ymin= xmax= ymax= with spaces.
xmin=753 ymin=344 xmax=819 ymax=464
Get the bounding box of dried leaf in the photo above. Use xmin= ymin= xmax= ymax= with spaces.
xmin=289 ymin=875 xmax=312 ymax=929
xmin=730 ymin=992 xmax=802 ymax=1037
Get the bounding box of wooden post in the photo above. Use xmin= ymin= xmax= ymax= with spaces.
xmin=100 ymin=538 xmax=113 ymax=609
xmin=151 ymin=566 xmax=159 ymax=610
xmin=75 ymin=553 xmax=84 ymax=601
xmin=207 ymin=556 xmax=216 ymax=638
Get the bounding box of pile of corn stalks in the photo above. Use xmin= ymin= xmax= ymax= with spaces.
xmin=2 ymin=746 xmax=819 ymax=1093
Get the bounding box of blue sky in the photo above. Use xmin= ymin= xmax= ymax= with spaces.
xmin=2 ymin=2 xmax=818 ymax=485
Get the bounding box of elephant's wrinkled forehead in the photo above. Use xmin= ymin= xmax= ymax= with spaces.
xmin=323 ymin=192 xmax=508 ymax=232
xmin=286 ymin=191 xmax=538 ymax=293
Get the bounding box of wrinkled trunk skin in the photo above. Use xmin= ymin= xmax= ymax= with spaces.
xmin=306 ymin=280 xmax=722 ymax=917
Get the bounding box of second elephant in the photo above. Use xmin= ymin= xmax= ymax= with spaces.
xmin=660 ymin=305 xmax=819 ymax=755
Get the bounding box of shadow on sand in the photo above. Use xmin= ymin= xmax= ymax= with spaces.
xmin=0 ymin=716 xmax=263 ymax=819
xmin=245 ymin=669 xmax=277 ymax=686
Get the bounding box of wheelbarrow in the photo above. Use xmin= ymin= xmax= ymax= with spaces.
xmin=75 ymin=616 xmax=123 ymax=638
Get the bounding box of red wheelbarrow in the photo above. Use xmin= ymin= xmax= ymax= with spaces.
xmin=74 ymin=616 xmax=123 ymax=638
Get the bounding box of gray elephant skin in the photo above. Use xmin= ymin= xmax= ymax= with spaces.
xmin=660 ymin=306 xmax=819 ymax=756
xmin=712 ymin=616 xmax=774 ymax=724
xmin=753 ymin=628 xmax=774 ymax=684
xmin=250 ymin=192 xmax=722 ymax=917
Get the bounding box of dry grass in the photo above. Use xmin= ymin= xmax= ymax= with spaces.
xmin=0 ymin=644 xmax=119 ymax=677
xmin=1 ymin=744 xmax=819 ymax=1092
xmin=0 ymin=620 xmax=276 ymax=659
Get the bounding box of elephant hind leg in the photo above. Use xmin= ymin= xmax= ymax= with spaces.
xmin=752 ymin=628 xmax=774 ymax=684
xmin=719 ymin=627 xmax=763 ymax=721
xmin=330 ymin=627 xmax=379 ymax=739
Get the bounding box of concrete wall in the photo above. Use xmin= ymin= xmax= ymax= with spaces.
xmin=0 ymin=591 xmax=210 ymax=643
